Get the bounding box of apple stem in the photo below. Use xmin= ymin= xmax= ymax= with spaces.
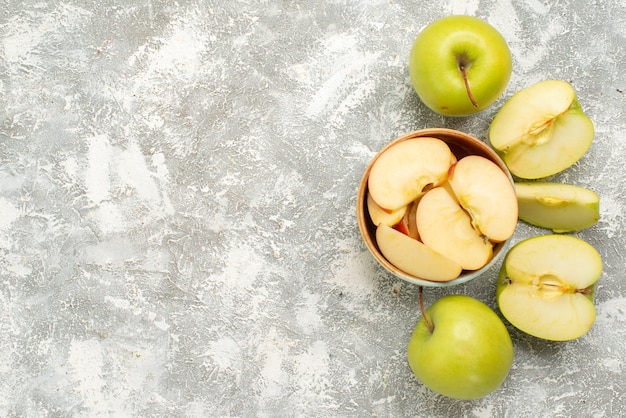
xmin=459 ymin=64 xmax=479 ymax=108
xmin=419 ymin=286 xmax=434 ymax=333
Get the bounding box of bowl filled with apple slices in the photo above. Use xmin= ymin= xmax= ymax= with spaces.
xmin=357 ymin=128 xmax=518 ymax=287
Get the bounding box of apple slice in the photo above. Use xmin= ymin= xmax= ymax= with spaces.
xmin=392 ymin=199 xmax=420 ymax=240
xmin=376 ymin=224 xmax=462 ymax=282
xmin=489 ymin=80 xmax=594 ymax=179
xmin=448 ymin=155 xmax=517 ymax=242
xmin=515 ymin=182 xmax=600 ymax=232
xmin=368 ymin=137 xmax=455 ymax=211
xmin=367 ymin=193 xmax=407 ymax=227
xmin=497 ymin=235 xmax=602 ymax=341
xmin=416 ymin=186 xmax=493 ymax=270
xmin=406 ymin=200 xmax=420 ymax=240
xmin=393 ymin=215 xmax=411 ymax=236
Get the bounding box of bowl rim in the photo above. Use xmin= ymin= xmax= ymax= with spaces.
xmin=356 ymin=128 xmax=515 ymax=287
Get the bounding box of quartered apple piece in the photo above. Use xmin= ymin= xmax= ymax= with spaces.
xmin=366 ymin=193 xmax=407 ymax=227
xmin=496 ymin=234 xmax=602 ymax=341
xmin=368 ymin=137 xmax=455 ymax=211
xmin=406 ymin=200 xmax=420 ymax=240
xmin=489 ymin=80 xmax=594 ymax=179
xmin=376 ymin=224 xmax=462 ymax=282
xmin=515 ymin=182 xmax=600 ymax=232
xmin=416 ymin=186 xmax=493 ymax=271
xmin=448 ymin=155 xmax=518 ymax=242
xmin=393 ymin=199 xmax=420 ymax=240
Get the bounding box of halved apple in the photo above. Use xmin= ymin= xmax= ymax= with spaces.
xmin=497 ymin=234 xmax=602 ymax=341
xmin=516 ymin=182 xmax=600 ymax=232
xmin=367 ymin=193 xmax=407 ymax=227
xmin=368 ymin=137 xmax=456 ymax=211
xmin=448 ymin=155 xmax=517 ymax=242
xmin=416 ymin=186 xmax=493 ymax=270
xmin=376 ymin=224 xmax=462 ymax=282
xmin=489 ymin=80 xmax=594 ymax=179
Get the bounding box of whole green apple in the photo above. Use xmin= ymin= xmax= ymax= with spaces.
xmin=407 ymin=294 xmax=513 ymax=400
xmin=409 ymin=15 xmax=512 ymax=116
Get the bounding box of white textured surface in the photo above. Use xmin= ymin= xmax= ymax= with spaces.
xmin=1 ymin=1 xmax=625 ymax=416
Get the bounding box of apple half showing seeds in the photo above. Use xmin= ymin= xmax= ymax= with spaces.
xmin=497 ymin=234 xmax=602 ymax=341
xmin=489 ymin=79 xmax=594 ymax=179
xmin=359 ymin=131 xmax=518 ymax=285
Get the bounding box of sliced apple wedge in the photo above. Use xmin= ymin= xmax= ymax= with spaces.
xmin=416 ymin=186 xmax=493 ymax=270
xmin=407 ymin=200 xmax=420 ymax=240
xmin=448 ymin=155 xmax=517 ymax=242
xmin=393 ymin=199 xmax=420 ymax=240
xmin=393 ymin=215 xmax=411 ymax=236
xmin=368 ymin=137 xmax=455 ymax=211
xmin=497 ymin=235 xmax=602 ymax=341
xmin=367 ymin=193 xmax=407 ymax=227
xmin=489 ymin=80 xmax=594 ymax=179
xmin=376 ymin=224 xmax=462 ymax=282
xmin=515 ymin=182 xmax=600 ymax=232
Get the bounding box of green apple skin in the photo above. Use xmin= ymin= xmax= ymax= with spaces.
xmin=409 ymin=15 xmax=512 ymax=116
xmin=515 ymin=182 xmax=600 ymax=232
xmin=496 ymin=235 xmax=602 ymax=341
xmin=407 ymin=295 xmax=514 ymax=400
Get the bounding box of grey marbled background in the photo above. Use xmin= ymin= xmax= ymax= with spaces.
xmin=1 ymin=0 xmax=625 ymax=416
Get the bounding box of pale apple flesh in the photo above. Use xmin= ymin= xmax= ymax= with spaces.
xmin=376 ymin=224 xmax=462 ymax=282
xmin=515 ymin=182 xmax=600 ymax=232
xmin=406 ymin=199 xmax=420 ymax=240
xmin=408 ymin=295 xmax=514 ymax=400
xmin=365 ymin=135 xmax=518 ymax=282
xmin=489 ymin=80 xmax=594 ymax=179
xmin=501 ymin=105 xmax=594 ymax=179
xmin=393 ymin=199 xmax=420 ymax=240
xmin=497 ymin=234 xmax=602 ymax=341
xmin=489 ymin=80 xmax=576 ymax=151
xmin=416 ymin=186 xmax=493 ymax=270
xmin=367 ymin=137 xmax=455 ymax=211
xmin=367 ymin=193 xmax=407 ymax=227
xmin=448 ymin=155 xmax=518 ymax=242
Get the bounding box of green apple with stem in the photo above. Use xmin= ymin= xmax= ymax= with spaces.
xmin=489 ymin=80 xmax=594 ymax=179
xmin=408 ymin=289 xmax=514 ymax=400
xmin=515 ymin=182 xmax=600 ymax=232
xmin=497 ymin=234 xmax=602 ymax=341
xmin=409 ymin=15 xmax=512 ymax=116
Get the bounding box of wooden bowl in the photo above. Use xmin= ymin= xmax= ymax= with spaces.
xmin=356 ymin=128 xmax=515 ymax=287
